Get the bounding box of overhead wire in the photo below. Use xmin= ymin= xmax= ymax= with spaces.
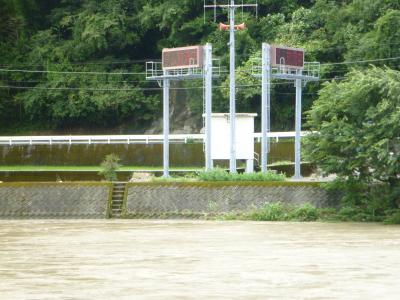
xmin=2 ymin=39 xmax=400 ymax=69
xmin=0 ymin=76 xmax=348 ymax=93
xmin=1 ymin=55 xmax=399 ymax=76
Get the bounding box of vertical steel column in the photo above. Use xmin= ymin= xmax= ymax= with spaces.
xmin=261 ymin=43 xmax=271 ymax=172
xmin=163 ymin=75 xmax=170 ymax=178
xmin=205 ymin=43 xmax=213 ymax=171
xmin=229 ymin=0 xmax=237 ymax=173
xmin=294 ymin=78 xmax=302 ymax=179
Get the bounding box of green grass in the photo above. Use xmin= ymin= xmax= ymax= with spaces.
xmin=216 ymin=202 xmax=321 ymax=222
xmin=216 ymin=203 xmax=400 ymax=224
xmin=197 ymin=168 xmax=286 ymax=181
xmin=0 ymin=165 xmax=202 ymax=172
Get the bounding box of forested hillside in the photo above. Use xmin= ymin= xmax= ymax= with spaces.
xmin=1 ymin=0 xmax=399 ymax=134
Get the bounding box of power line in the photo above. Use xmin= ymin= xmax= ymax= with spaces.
xmin=1 ymin=55 xmax=398 ymax=77
xmin=0 ymin=76 xmax=346 ymax=92
xmin=2 ymin=78 xmax=310 ymax=87
xmin=0 ymin=59 xmax=161 ymax=68
xmin=4 ymin=79 xmax=152 ymax=84
xmin=0 ymin=84 xmax=263 ymax=92
xmin=0 ymin=84 xmax=318 ymax=95
xmin=0 ymin=68 xmax=146 ymax=76
xmin=321 ymin=56 xmax=400 ymax=66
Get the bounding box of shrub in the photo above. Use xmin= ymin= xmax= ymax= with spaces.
xmin=290 ymin=203 xmax=319 ymax=221
xmin=336 ymin=206 xmax=379 ymax=222
xmin=99 ymin=154 xmax=121 ymax=181
xmin=248 ymin=202 xmax=288 ymax=221
xmin=337 ymin=207 xmax=360 ymax=221
xmin=384 ymin=210 xmax=400 ymax=225
xmin=198 ymin=168 xmax=286 ymax=182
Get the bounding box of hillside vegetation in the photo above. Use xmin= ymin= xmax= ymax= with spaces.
xmin=1 ymin=0 xmax=400 ymax=134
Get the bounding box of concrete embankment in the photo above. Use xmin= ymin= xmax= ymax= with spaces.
xmin=0 ymin=182 xmax=112 ymax=219
xmin=0 ymin=182 xmax=339 ymax=219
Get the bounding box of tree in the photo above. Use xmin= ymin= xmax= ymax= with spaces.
xmin=304 ymin=67 xmax=400 ymax=192
xmin=99 ymin=154 xmax=121 ymax=181
xmin=2 ymin=0 xmax=400 ymax=134
xmin=345 ymin=10 xmax=400 ymax=69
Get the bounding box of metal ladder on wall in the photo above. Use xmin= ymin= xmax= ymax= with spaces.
xmin=110 ymin=182 xmax=126 ymax=218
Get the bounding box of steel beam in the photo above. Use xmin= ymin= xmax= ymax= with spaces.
xmin=261 ymin=43 xmax=271 ymax=172
xmin=294 ymin=78 xmax=302 ymax=179
xmin=204 ymin=43 xmax=213 ymax=171
xmin=163 ymin=76 xmax=170 ymax=178
xmin=229 ymin=0 xmax=237 ymax=173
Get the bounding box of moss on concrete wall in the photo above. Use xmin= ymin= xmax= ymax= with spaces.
xmin=124 ymin=181 xmax=339 ymax=218
xmin=0 ymin=182 xmax=112 ymax=219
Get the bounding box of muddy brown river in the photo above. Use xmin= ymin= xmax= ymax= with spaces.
xmin=0 ymin=220 xmax=399 ymax=299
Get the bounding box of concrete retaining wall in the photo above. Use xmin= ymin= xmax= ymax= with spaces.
xmin=0 ymin=181 xmax=339 ymax=219
xmin=125 ymin=182 xmax=339 ymax=218
xmin=0 ymin=183 xmax=112 ymax=219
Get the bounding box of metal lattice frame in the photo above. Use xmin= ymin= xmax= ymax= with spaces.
xmin=146 ymin=44 xmax=220 ymax=177
xmin=252 ymin=43 xmax=320 ymax=178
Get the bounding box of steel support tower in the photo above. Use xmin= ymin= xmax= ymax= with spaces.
xmin=146 ymin=44 xmax=218 ymax=177
xmin=253 ymin=43 xmax=320 ymax=178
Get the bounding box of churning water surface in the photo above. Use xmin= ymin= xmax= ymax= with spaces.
xmin=0 ymin=220 xmax=399 ymax=299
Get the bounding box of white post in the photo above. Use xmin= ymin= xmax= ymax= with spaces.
xmin=246 ymin=159 xmax=254 ymax=173
xmin=205 ymin=43 xmax=213 ymax=171
xmin=163 ymin=76 xmax=170 ymax=178
xmin=229 ymin=0 xmax=237 ymax=173
xmin=261 ymin=43 xmax=271 ymax=173
xmin=294 ymin=78 xmax=302 ymax=179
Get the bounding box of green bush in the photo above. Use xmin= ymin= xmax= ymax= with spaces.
xmin=384 ymin=210 xmax=400 ymax=225
xmin=336 ymin=206 xmax=380 ymax=222
xmin=322 ymin=179 xmax=396 ymax=222
xmin=337 ymin=207 xmax=360 ymax=221
xmin=99 ymin=154 xmax=121 ymax=181
xmin=198 ymin=168 xmax=286 ymax=182
xmin=289 ymin=203 xmax=319 ymax=221
xmin=248 ymin=202 xmax=288 ymax=221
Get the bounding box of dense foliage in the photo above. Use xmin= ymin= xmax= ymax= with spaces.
xmin=305 ymin=67 xmax=400 ymax=186
xmin=304 ymin=67 xmax=400 ymax=218
xmin=1 ymin=0 xmax=400 ymax=133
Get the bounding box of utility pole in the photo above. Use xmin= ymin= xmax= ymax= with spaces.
xmin=162 ymin=74 xmax=170 ymax=178
xmin=204 ymin=0 xmax=257 ymax=173
xmin=294 ymin=77 xmax=302 ymax=179
xmin=204 ymin=43 xmax=213 ymax=171
xmin=261 ymin=43 xmax=271 ymax=173
xmin=228 ymin=0 xmax=237 ymax=173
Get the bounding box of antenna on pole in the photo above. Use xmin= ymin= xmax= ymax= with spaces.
xmin=256 ymin=0 xmax=258 ymax=19
xmin=214 ymin=0 xmax=217 ymax=22
xmin=241 ymin=0 xmax=244 ymax=22
xmin=204 ymin=0 xmax=219 ymax=23
xmin=204 ymin=0 xmax=206 ymax=23
xmin=204 ymin=0 xmax=258 ymax=174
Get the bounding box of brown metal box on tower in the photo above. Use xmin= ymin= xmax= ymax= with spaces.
xmin=270 ymin=45 xmax=304 ymax=69
xmin=162 ymin=46 xmax=204 ymax=70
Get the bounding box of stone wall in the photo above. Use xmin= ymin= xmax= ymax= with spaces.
xmin=0 ymin=183 xmax=112 ymax=219
xmin=124 ymin=182 xmax=339 ymax=218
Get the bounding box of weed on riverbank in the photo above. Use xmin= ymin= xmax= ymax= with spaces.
xmin=216 ymin=202 xmax=400 ymax=224
xmin=198 ymin=169 xmax=286 ymax=182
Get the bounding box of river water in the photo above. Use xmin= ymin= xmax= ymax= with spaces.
xmin=0 ymin=220 xmax=399 ymax=299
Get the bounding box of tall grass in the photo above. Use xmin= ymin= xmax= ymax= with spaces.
xmin=245 ymin=202 xmax=320 ymax=222
xmin=198 ymin=168 xmax=286 ymax=182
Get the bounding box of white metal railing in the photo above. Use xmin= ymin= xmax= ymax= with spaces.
xmin=0 ymin=132 xmax=310 ymax=146
xmin=250 ymin=57 xmax=320 ymax=80
xmin=146 ymin=59 xmax=221 ymax=80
